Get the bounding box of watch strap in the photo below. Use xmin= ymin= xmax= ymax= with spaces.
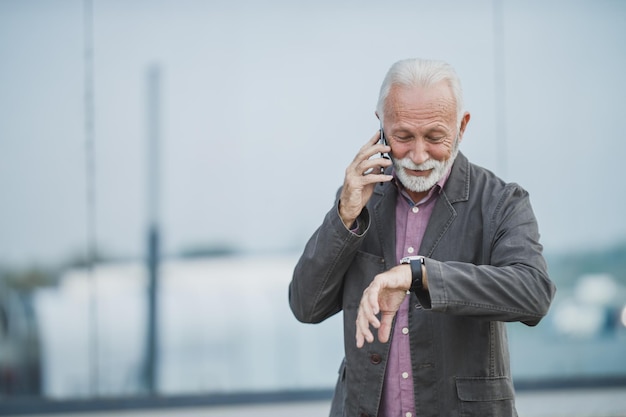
xmin=401 ymin=256 xmax=425 ymax=292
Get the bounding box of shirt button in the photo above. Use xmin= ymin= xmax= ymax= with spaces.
xmin=402 ymin=327 xmax=409 ymax=335
xmin=402 ymin=372 xmax=409 ymax=379
xmin=407 ymin=247 xmax=415 ymax=254
xmin=412 ymin=206 xmax=419 ymax=213
xmin=406 ymin=413 xmax=413 ymax=417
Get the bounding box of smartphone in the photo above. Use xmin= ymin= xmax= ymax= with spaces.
xmin=365 ymin=125 xmax=390 ymax=176
xmin=378 ymin=123 xmax=390 ymax=177
xmin=379 ymin=123 xmax=388 ymax=155
xmin=379 ymin=123 xmax=386 ymax=143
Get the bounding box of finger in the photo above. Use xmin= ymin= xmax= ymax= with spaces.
xmin=366 ymin=283 xmax=382 ymax=316
xmin=356 ymin=329 xmax=365 ymax=348
xmin=359 ymin=291 xmax=381 ymax=329
xmin=365 ymin=129 xmax=381 ymax=146
xmin=378 ymin=312 xmax=396 ymax=343
xmin=368 ymin=173 xmax=394 ymax=184
xmin=356 ymin=324 xmax=374 ymax=348
xmin=355 ymin=309 xmax=375 ymax=347
xmin=360 ymin=155 xmax=393 ymax=176
xmin=350 ymin=132 xmax=380 ymax=166
xmin=354 ymin=131 xmax=389 ymax=164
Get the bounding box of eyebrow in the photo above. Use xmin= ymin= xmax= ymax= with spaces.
xmin=393 ymin=124 xmax=450 ymax=135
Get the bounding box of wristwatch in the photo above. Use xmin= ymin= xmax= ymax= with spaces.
xmin=400 ymin=256 xmax=425 ymax=292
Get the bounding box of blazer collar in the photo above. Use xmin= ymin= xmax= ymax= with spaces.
xmin=443 ymin=151 xmax=471 ymax=204
xmin=372 ymin=152 xmax=471 ymax=260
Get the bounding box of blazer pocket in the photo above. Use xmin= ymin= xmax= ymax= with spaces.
xmin=456 ymin=376 xmax=516 ymax=417
xmin=343 ymin=251 xmax=385 ymax=309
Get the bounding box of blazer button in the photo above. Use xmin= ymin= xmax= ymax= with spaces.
xmin=370 ymin=353 xmax=382 ymax=365
xmin=360 ymin=413 xmax=371 ymax=417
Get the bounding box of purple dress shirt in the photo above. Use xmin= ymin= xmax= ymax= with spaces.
xmin=378 ymin=171 xmax=450 ymax=417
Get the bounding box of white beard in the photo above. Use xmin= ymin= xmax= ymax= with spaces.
xmin=393 ymin=142 xmax=459 ymax=194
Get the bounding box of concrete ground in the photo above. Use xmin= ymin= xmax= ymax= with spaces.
xmin=8 ymin=387 xmax=626 ymax=417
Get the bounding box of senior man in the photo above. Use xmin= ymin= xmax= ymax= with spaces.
xmin=289 ymin=58 xmax=556 ymax=417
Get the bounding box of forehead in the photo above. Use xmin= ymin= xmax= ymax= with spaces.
xmin=384 ymin=82 xmax=457 ymax=127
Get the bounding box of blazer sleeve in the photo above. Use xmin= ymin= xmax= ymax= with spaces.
xmin=423 ymin=184 xmax=556 ymax=326
xmin=289 ymin=202 xmax=370 ymax=324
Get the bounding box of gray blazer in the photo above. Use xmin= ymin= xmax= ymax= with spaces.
xmin=289 ymin=152 xmax=556 ymax=417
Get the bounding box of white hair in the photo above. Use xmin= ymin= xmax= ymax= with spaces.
xmin=376 ymin=58 xmax=465 ymax=128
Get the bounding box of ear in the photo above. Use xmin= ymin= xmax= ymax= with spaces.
xmin=458 ymin=112 xmax=471 ymax=142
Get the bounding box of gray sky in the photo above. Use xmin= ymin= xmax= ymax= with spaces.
xmin=1 ymin=0 xmax=625 ymax=266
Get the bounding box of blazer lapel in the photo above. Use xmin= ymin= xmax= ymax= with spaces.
xmin=420 ymin=152 xmax=471 ymax=257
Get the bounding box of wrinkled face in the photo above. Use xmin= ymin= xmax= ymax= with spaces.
xmin=382 ymin=82 xmax=468 ymax=197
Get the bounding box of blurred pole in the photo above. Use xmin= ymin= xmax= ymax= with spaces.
xmin=83 ymin=0 xmax=99 ymax=396
xmin=144 ymin=64 xmax=161 ymax=394
xmin=493 ymin=0 xmax=508 ymax=179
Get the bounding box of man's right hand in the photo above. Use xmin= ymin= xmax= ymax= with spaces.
xmin=338 ymin=131 xmax=393 ymax=228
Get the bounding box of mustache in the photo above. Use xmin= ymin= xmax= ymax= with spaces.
xmin=395 ymin=157 xmax=442 ymax=171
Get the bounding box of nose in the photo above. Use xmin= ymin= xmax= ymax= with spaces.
xmin=409 ymin=138 xmax=429 ymax=165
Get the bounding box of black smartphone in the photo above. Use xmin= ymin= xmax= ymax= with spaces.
xmin=378 ymin=123 xmax=390 ymax=178
xmin=379 ymin=123 xmax=389 ymax=160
